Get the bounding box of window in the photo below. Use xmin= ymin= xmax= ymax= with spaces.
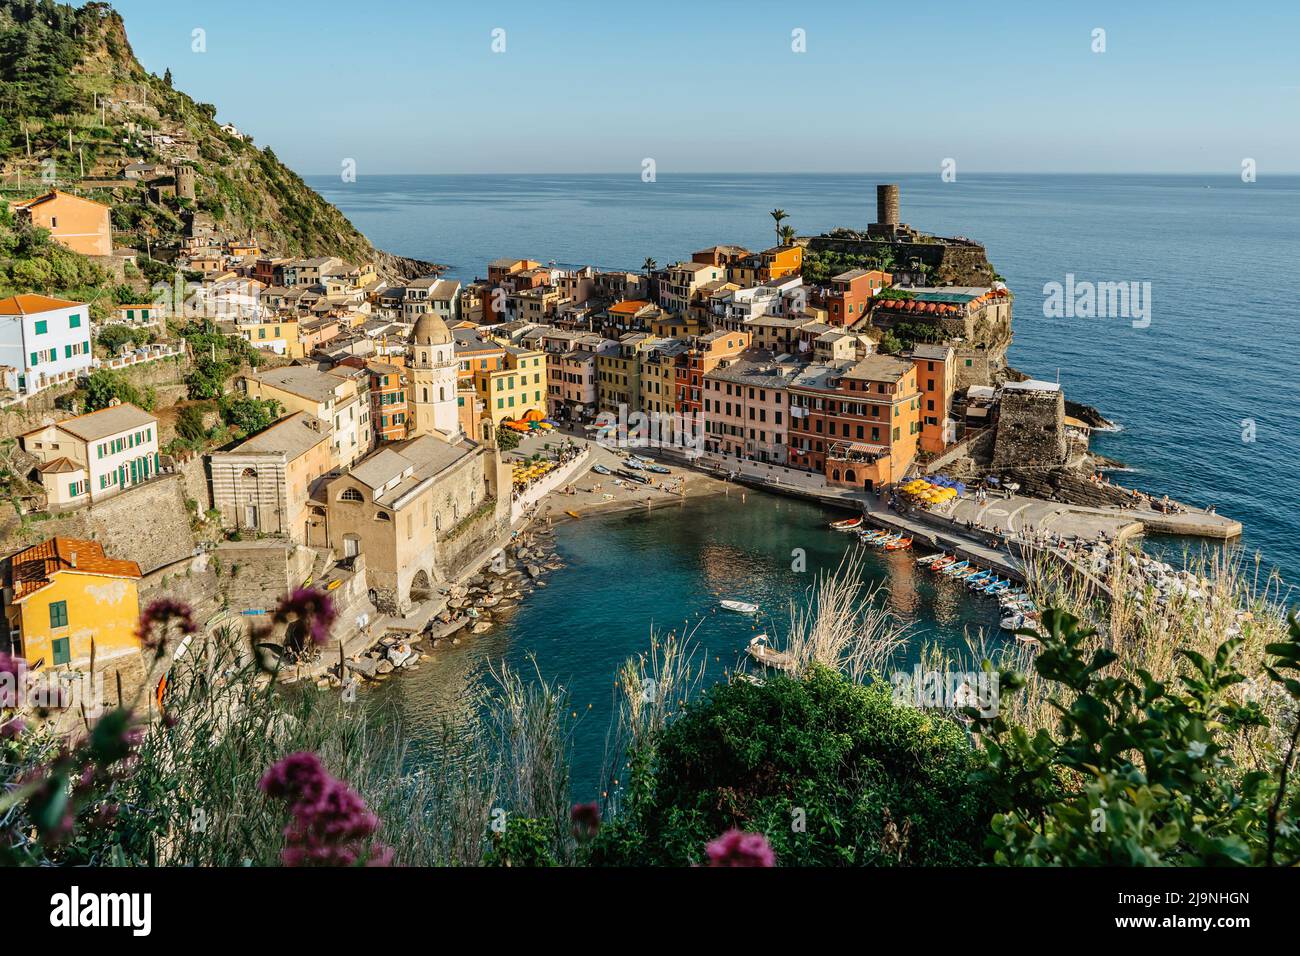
xmin=49 ymin=600 xmax=69 ymax=628
xmin=52 ymin=637 xmax=71 ymax=665
xmin=69 ymin=314 xmax=81 ymax=328
xmin=340 ymin=488 xmax=364 ymax=502
xmin=34 ymin=320 xmax=48 ymax=335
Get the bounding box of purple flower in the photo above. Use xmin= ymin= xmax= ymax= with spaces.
xmin=570 ymin=802 xmax=601 ymax=843
xmin=136 ymin=599 xmax=198 ymax=652
xmin=260 ymin=752 xmax=391 ymax=867
xmin=0 ymin=717 xmax=25 ymax=740
xmin=274 ymin=589 xmax=337 ymax=646
xmin=705 ymin=829 xmax=776 ymax=867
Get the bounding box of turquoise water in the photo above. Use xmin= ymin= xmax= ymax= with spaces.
xmin=369 ymin=491 xmax=1003 ymax=796
xmin=312 ymin=172 xmax=1300 ymax=576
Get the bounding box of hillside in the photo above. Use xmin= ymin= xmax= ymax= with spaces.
xmin=0 ymin=0 xmax=432 ymax=280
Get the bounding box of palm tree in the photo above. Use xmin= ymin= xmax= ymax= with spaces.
xmin=769 ymin=208 xmax=788 ymax=245
xmin=778 ymin=224 xmax=796 ymax=246
xmin=642 ymin=257 xmax=657 ymax=273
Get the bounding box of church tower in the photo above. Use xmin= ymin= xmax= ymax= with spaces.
xmin=408 ymin=312 xmax=460 ymax=441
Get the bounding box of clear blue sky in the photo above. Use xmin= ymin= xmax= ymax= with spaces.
xmin=111 ymin=0 xmax=1300 ymax=175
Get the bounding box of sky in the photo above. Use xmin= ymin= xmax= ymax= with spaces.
xmin=110 ymin=0 xmax=1300 ymax=176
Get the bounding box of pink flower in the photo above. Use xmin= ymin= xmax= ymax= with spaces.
xmin=705 ymin=829 xmax=776 ymax=867
xmin=274 ymin=589 xmax=337 ymax=645
xmin=0 ymin=717 xmax=25 ymax=740
xmin=136 ymin=599 xmax=197 ymax=651
xmin=0 ymin=652 xmax=22 ymax=708
xmin=260 ymin=752 xmax=391 ymax=867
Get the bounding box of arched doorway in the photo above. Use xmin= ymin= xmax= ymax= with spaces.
xmin=410 ymin=569 xmax=434 ymax=602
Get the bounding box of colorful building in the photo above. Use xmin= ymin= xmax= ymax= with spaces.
xmin=702 ymin=358 xmax=797 ymax=464
xmin=8 ymin=190 xmax=113 ymax=257
xmin=0 ymin=294 xmax=94 ymax=396
xmin=2 ymin=537 xmax=142 ymax=668
xmin=473 ymin=345 xmax=548 ymax=425
xmin=787 ymin=355 xmax=921 ymax=491
xmin=674 ymin=329 xmax=751 ymax=441
xmin=20 ymin=404 xmax=159 ymax=509
xmin=910 ymin=344 xmax=958 ymax=455
xmin=823 ymin=269 xmax=891 ymax=327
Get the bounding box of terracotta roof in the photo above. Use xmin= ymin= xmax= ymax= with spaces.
xmin=608 ymin=299 xmax=652 ymax=314
xmin=36 ymin=457 xmax=83 ymax=475
xmin=8 ymin=536 xmax=141 ymax=602
xmin=0 ymin=294 xmax=86 ymax=316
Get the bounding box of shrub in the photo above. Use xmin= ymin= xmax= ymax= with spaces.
xmin=589 ymin=665 xmax=994 ymax=866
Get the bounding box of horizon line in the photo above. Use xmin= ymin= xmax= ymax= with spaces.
xmin=300 ymin=169 xmax=1298 ymax=179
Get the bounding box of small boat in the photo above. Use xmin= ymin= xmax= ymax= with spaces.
xmin=565 ymin=510 xmax=582 ymax=519
xmin=930 ymin=557 xmax=956 ymax=572
xmin=870 ymin=533 xmax=900 ymax=548
xmin=326 ymin=578 xmax=343 ymax=591
xmin=985 ymin=579 xmax=1011 ymax=595
xmin=941 ymin=560 xmax=970 ymax=576
xmin=746 ymin=634 xmax=795 ymax=672
xmin=618 ymin=470 xmax=651 ymax=484
xmin=1000 ymin=612 xmax=1025 ymax=630
xmin=622 ymin=458 xmax=645 ymax=470
xmin=721 ymin=599 xmax=759 ymax=615
xmin=628 ymin=454 xmax=654 ymax=464
xmin=592 ymin=463 xmax=611 ymax=475
xmin=646 ymin=464 xmax=671 ymax=474
xmin=965 ymin=570 xmax=992 ymax=587
xmin=884 ymin=536 xmax=912 ymax=552
xmin=915 ymin=551 xmax=942 ymax=564
xmin=831 ymin=516 xmax=864 ymax=531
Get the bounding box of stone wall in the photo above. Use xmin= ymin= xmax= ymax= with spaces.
xmin=0 ymin=472 xmax=197 ymax=572
xmin=804 ymin=235 xmax=998 ymax=287
xmin=438 ymin=500 xmax=509 ymax=582
xmin=992 ymin=388 xmax=1067 ymax=470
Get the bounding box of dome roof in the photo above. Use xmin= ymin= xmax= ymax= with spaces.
xmin=410 ymin=312 xmax=452 ymax=346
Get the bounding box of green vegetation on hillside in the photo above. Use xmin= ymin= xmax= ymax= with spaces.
xmin=0 ymin=0 xmax=378 ymax=264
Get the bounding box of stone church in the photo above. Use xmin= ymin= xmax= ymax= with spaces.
xmin=315 ymin=312 xmax=513 ymax=613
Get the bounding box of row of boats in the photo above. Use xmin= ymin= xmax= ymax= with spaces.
xmin=592 ymin=453 xmax=671 ymax=485
xmin=829 ymin=516 xmax=913 ymax=552
xmin=914 ymin=551 xmax=1040 ymax=634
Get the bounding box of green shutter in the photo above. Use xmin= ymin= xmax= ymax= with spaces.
xmin=52 ymin=637 xmax=71 ymax=665
xmin=49 ymin=601 xmax=69 ymax=628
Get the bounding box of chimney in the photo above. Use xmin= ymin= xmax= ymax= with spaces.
xmin=69 ymin=550 xmax=78 ymax=568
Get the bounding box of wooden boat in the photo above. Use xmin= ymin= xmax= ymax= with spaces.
xmin=831 ymin=516 xmax=864 ymax=531
xmin=622 ymin=458 xmax=645 ymax=470
xmin=884 ymin=536 xmax=913 ymax=552
xmin=965 ymin=569 xmax=992 ymax=587
xmin=592 ymin=463 xmax=611 ymax=475
xmin=720 ymin=599 xmax=759 ymax=615
xmin=618 ymin=470 xmax=651 ymax=484
xmin=565 ymin=510 xmax=582 ymax=519
xmin=871 ymin=533 xmax=901 ymax=548
xmin=746 ymin=634 xmax=795 ymax=673
xmin=941 ymin=560 xmax=969 ymax=576
xmin=326 ymin=578 xmax=343 ymax=591
xmin=915 ymin=551 xmax=943 ymax=564
xmin=646 ymin=464 xmax=671 ymax=474
xmin=930 ymin=556 xmax=956 ymax=571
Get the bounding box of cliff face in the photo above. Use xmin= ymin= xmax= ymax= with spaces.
xmin=0 ymin=1 xmax=433 ymax=276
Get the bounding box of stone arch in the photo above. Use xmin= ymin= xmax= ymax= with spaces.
xmin=410 ymin=568 xmax=434 ymax=602
xmin=832 ymin=468 xmax=840 ymax=481
xmin=845 ymin=469 xmax=856 ymax=484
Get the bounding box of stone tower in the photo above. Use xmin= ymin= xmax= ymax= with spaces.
xmin=173 ymin=163 xmax=196 ymax=201
xmin=408 ymin=312 xmax=460 ymax=441
xmin=876 ymin=183 xmax=900 ymax=227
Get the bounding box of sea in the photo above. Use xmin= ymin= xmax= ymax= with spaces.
xmin=306 ymin=172 xmax=1300 ymax=790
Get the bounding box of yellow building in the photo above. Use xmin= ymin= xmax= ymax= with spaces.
xmin=236 ymin=317 xmax=303 ymax=358
xmin=473 ymin=345 xmax=547 ymax=424
xmin=3 ymin=537 xmax=142 ymax=668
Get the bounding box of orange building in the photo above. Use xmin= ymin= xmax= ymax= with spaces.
xmin=727 ymin=245 xmax=803 ymax=286
xmin=910 ymin=344 xmax=957 ymax=454
xmin=674 ymin=329 xmax=751 ymax=441
xmin=824 ymin=269 xmax=891 ymax=327
xmin=788 ymin=355 xmax=920 ymax=491
xmin=9 ymin=190 xmax=113 ymax=257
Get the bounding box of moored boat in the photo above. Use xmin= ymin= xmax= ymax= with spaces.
xmin=592 ymin=463 xmax=611 ymax=475
xmin=746 ymin=634 xmax=796 ymax=672
xmin=721 ymin=599 xmax=759 ymax=615
xmin=831 ymin=516 xmax=864 ymax=531
xmin=884 ymin=536 xmax=913 ymax=551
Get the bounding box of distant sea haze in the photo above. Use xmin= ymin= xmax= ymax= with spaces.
xmin=311 ymin=172 xmax=1300 ymax=579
